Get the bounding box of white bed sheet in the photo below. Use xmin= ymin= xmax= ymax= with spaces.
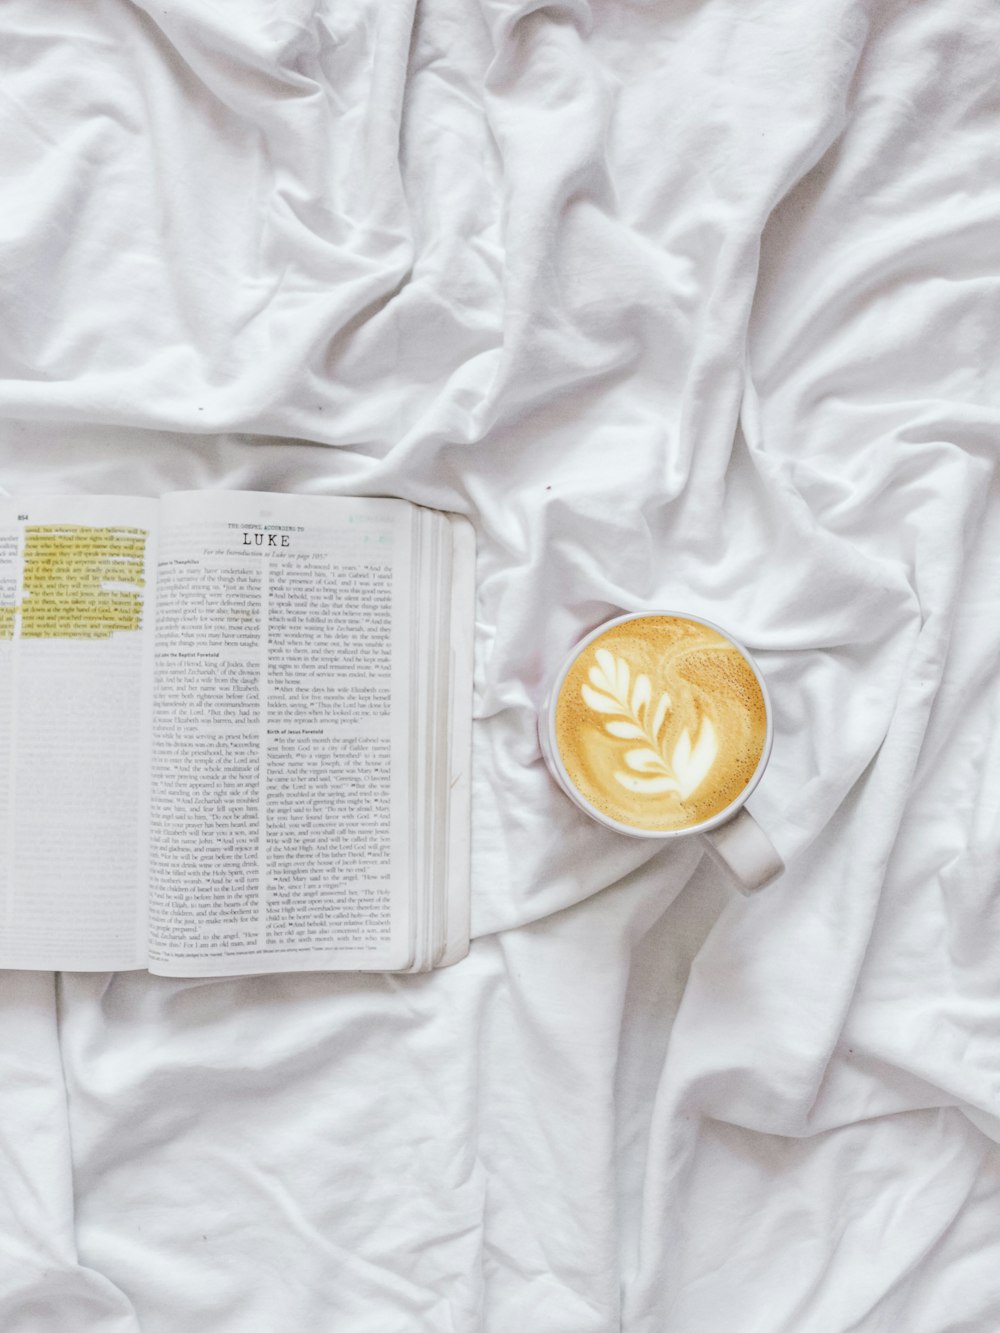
xmin=1 ymin=0 xmax=999 ymax=1329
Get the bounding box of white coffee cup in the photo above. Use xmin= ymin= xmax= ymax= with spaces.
xmin=538 ymin=611 xmax=784 ymax=894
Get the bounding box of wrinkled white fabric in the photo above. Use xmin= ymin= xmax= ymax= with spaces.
xmin=1 ymin=0 xmax=999 ymax=1328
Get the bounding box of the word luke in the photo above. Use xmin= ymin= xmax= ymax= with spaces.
xmin=242 ymin=531 xmax=291 ymax=547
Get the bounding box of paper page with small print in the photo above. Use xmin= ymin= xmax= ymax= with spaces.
xmin=0 ymin=496 xmax=158 ymax=972
xmin=146 ymin=491 xmax=418 ymax=976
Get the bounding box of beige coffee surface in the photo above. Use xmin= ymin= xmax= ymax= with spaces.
xmin=555 ymin=616 xmax=767 ymax=832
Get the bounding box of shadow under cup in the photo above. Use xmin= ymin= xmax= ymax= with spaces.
xmin=538 ymin=611 xmax=784 ymax=894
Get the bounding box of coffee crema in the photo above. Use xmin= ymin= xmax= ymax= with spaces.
xmin=554 ymin=615 xmax=767 ymax=832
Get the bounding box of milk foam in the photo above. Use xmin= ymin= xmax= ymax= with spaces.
xmin=555 ymin=616 xmax=767 ymax=832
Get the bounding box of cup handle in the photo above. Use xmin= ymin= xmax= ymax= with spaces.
xmin=701 ymin=809 xmax=784 ymax=895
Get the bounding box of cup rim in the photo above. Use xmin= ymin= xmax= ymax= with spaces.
xmin=542 ymin=610 xmax=775 ymax=840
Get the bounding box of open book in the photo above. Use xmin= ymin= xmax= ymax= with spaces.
xmin=0 ymin=491 xmax=475 ymax=975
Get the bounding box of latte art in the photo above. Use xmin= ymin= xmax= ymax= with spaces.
xmin=554 ymin=616 xmax=767 ymax=832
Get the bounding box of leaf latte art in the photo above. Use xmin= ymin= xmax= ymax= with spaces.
xmin=581 ymin=647 xmax=719 ymax=800
xmin=554 ymin=616 xmax=767 ymax=832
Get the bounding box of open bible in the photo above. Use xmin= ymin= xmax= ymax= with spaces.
xmin=0 ymin=491 xmax=475 ymax=975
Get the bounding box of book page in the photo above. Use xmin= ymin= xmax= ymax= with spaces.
xmin=400 ymin=508 xmax=475 ymax=972
xmin=147 ymin=491 xmax=414 ymax=975
xmin=0 ymin=496 xmax=157 ymax=972
xmin=438 ymin=514 xmax=476 ymax=967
